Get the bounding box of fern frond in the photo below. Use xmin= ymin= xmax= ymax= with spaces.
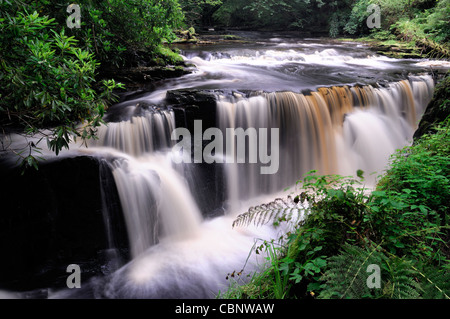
xmin=320 ymin=244 xmax=425 ymax=299
xmin=342 ymin=243 xmax=385 ymax=298
xmin=232 ymin=196 xmax=305 ymax=228
xmin=384 ymin=257 xmax=421 ymax=299
xmin=416 ymin=266 xmax=450 ymax=299
xmin=320 ymin=244 xmax=387 ymax=299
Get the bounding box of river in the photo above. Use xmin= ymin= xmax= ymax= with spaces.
xmin=1 ymin=32 xmax=447 ymax=299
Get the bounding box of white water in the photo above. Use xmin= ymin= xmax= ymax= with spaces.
xmin=91 ymin=109 xmax=176 ymax=156
xmin=105 ymin=38 xmax=444 ymax=106
xmin=1 ymin=36 xmax=442 ymax=299
xmin=110 ymin=153 xmax=203 ymax=258
xmin=99 ymin=211 xmax=288 ymax=299
xmin=62 ymin=74 xmax=432 ymax=299
xmin=216 ymin=76 xmax=434 ymax=211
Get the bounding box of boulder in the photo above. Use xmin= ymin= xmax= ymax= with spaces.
xmin=165 ymin=89 xmax=226 ymax=217
xmin=0 ymin=156 xmax=128 ymax=292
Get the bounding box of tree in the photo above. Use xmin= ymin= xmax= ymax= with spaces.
xmin=0 ymin=3 xmax=123 ymax=170
xmin=211 ymin=0 xmax=355 ymax=35
xmin=179 ymin=0 xmax=223 ymax=28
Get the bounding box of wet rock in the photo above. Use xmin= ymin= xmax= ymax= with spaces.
xmin=165 ymin=89 xmax=226 ymax=217
xmin=166 ymin=89 xmax=218 ymax=131
xmin=100 ymin=66 xmax=192 ymax=91
xmin=0 ymin=156 xmax=128 ymax=292
xmin=414 ymin=73 xmax=449 ymax=140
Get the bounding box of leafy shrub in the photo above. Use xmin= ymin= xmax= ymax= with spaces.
xmin=0 ymin=0 xmax=189 ymax=168
xmin=373 ymin=119 xmax=450 ymax=261
xmin=222 ymin=172 xmax=373 ymax=299
xmin=179 ymin=0 xmax=223 ymax=27
xmin=320 ymin=244 xmax=422 ymax=299
xmin=13 ymin=0 xmax=185 ymax=67
xmin=221 ymin=118 xmax=450 ymax=299
xmin=75 ymin=0 xmax=184 ymax=67
xmin=393 ymin=0 xmax=449 ymax=47
xmin=343 ymin=0 xmax=373 ymax=35
xmin=0 ymin=4 xmax=123 ymax=169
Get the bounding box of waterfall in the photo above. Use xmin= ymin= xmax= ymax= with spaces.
xmin=64 ymin=74 xmax=434 ymax=299
xmin=89 ymin=74 xmax=434 ymax=260
xmin=91 ymin=109 xmax=176 ymax=156
xmin=2 ymin=27 xmax=448 ymax=298
xmin=89 ymin=110 xmax=203 ymax=259
xmin=216 ymin=75 xmax=435 ymax=210
xmin=110 ymin=154 xmax=203 ymax=258
xmin=98 ymin=158 xmax=127 ymax=271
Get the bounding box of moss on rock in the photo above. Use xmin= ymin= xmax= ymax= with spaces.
xmin=414 ymin=72 xmax=450 ymax=140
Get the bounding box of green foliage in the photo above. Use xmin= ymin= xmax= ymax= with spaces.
xmin=7 ymin=0 xmax=185 ymax=68
xmin=222 ymin=171 xmax=373 ymax=299
xmin=419 ymin=265 xmax=450 ymax=299
xmin=222 ymin=117 xmax=450 ymax=299
xmin=179 ymin=0 xmax=222 ymax=27
xmin=0 ymin=0 xmax=189 ymax=168
xmin=0 ymin=3 xmax=123 ymax=169
xmin=320 ymin=244 xmax=423 ymax=299
xmin=423 ymin=0 xmax=450 ymax=43
xmin=154 ymin=44 xmax=184 ymax=65
xmin=231 ymin=197 xmax=303 ymax=228
xmin=328 ymin=13 xmax=340 ymax=38
xmin=299 ymin=173 xmax=371 ymax=251
xmin=343 ymin=0 xmax=372 ymax=35
xmin=219 ymin=234 xmax=329 ymax=299
xmin=383 ymin=120 xmax=450 ymax=213
xmin=243 ymin=0 xmax=311 ymax=30
xmin=342 ymin=0 xmax=449 ymax=47
xmin=392 ymin=0 xmax=450 ymax=54
xmin=212 ymin=0 xmax=254 ymax=28
xmin=322 ymin=245 xmax=450 ymax=299
xmin=186 ymin=0 xmax=448 ymax=44
xmin=65 ymin=0 xmax=185 ymax=67
xmin=343 ymin=0 xmax=413 ymax=35
xmin=372 ymin=119 xmax=450 ymax=261
xmin=212 ymin=0 xmax=354 ymax=33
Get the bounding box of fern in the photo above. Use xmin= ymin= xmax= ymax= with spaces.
xmin=417 ymin=266 xmax=450 ymax=299
xmin=320 ymin=244 xmax=423 ymax=299
xmin=382 ymin=257 xmax=421 ymax=299
xmin=320 ymin=244 xmax=388 ymax=299
xmin=227 ymin=169 xmax=449 ymax=300
xmin=232 ymin=196 xmax=305 ymax=228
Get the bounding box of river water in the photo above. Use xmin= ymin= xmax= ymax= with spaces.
xmin=1 ymin=33 xmax=447 ymax=299
xmin=106 ymin=34 xmax=442 ymax=116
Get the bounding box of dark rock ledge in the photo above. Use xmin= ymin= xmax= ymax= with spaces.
xmin=0 ymin=156 xmax=128 ymax=292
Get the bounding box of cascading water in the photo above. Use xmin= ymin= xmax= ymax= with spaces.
xmin=68 ymin=74 xmax=433 ymax=299
xmin=87 ymin=109 xmax=203 ymax=259
xmin=1 ymin=35 xmax=444 ymax=299
xmin=216 ymin=75 xmax=435 ymax=211
xmin=109 ymin=153 xmax=203 ymax=258
xmin=91 ymin=109 xmax=176 ymax=157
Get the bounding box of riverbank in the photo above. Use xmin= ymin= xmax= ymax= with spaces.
xmin=104 ymin=30 xmax=449 ymax=94
xmin=219 ymin=73 xmax=450 ymax=300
